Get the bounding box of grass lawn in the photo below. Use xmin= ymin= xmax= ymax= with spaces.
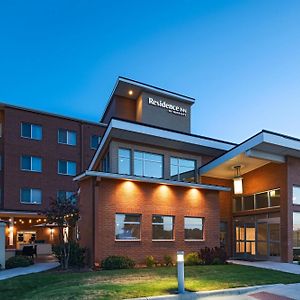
xmin=1 ymin=264 xmax=300 ymax=300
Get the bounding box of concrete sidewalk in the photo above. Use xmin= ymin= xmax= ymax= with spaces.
xmin=228 ymin=259 xmax=300 ymax=275
xmin=0 ymin=262 xmax=59 ymax=280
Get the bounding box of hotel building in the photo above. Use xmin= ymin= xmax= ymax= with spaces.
xmin=2 ymin=77 xmax=300 ymax=263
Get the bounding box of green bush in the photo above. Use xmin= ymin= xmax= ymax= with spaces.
xmin=185 ymin=252 xmax=200 ymax=266
xmin=101 ymin=256 xmax=135 ymax=270
xmin=52 ymin=241 xmax=87 ymax=268
xmin=145 ymin=255 xmax=155 ymax=267
xmin=163 ymin=255 xmax=173 ymax=267
xmin=5 ymin=256 xmax=34 ymax=269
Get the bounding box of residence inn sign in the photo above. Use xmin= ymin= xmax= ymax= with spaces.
xmin=148 ymin=97 xmax=188 ymax=117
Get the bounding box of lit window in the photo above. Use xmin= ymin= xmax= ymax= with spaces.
xmin=115 ymin=214 xmax=141 ymax=240
xmin=57 ymin=191 xmax=76 ymax=204
xmin=170 ymin=157 xmax=195 ymax=182
xmin=293 ymin=186 xmax=300 ymax=205
xmin=58 ymin=160 xmax=76 ymax=176
xmin=184 ymin=217 xmax=204 ymax=240
xmin=20 ymin=188 xmax=42 ymax=204
xmin=118 ymin=148 xmax=131 ymax=175
xmin=58 ymin=129 xmax=77 ymax=146
xmin=21 ymin=122 xmax=42 ymax=140
xmin=21 ymin=155 xmax=42 ymax=172
xmin=134 ymin=151 xmax=163 ymax=178
xmin=152 ymin=215 xmax=174 ymax=240
xmin=90 ymin=135 xmax=101 ymax=149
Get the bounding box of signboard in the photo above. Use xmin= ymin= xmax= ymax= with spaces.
xmin=148 ymin=97 xmax=187 ymax=117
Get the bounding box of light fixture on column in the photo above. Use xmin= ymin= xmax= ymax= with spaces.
xmin=233 ymin=165 xmax=243 ymax=195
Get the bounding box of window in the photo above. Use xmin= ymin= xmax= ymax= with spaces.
xmin=234 ymin=197 xmax=242 ymax=212
xmin=134 ymin=151 xmax=163 ymax=178
xmin=21 ymin=155 xmax=42 ymax=172
xmin=21 ymin=122 xmax=42 ymax=140
xmin=184 ymin=217 xmax=204 ymax=240
xmin=293 ymin=212 xmax=300 ymax=248
xmin=115 ymin=214 xmax=141 ymax=240
xmin=58 ymin=129 xmax=76 ymax=145
xmin=90 ymin=135 xmax=101 ymax=149
xmin=102 ymin=152 xmax=110 ymax=172
xmin=152 ymin=215 xmax=174 ymax=240
xmin=256 ymin=192 xmax=269 ymax=209
xmin=244 ymin=195 xmax=254 ymax=210
xmin=57 ymin=191 xmax=76 ymax=204
xmin=293 ymin=186 xmax=300 ymax=205
xmin=269 ymin=189 xmax=280 ymax=207
xmin=118 ymin=149 xmax=131 ymax=175
xmin=58 ymin=160 xmax=76 ymax=176
xmin=170 ymin=157 xmax=195 ymax=182
xmin=20 ymin=188 xmax=42 ymax=204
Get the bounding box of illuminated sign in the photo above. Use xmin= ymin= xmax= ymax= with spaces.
xmin=148 ymin=97 xmax=187 ymax=116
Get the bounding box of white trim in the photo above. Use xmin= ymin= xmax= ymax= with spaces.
xmin=245 ymin=149 xmax=285 ymax=163
xmin=74 ymin=170 xmax=231 ymax=192
xmin=0 ymin=211 xmax=39 ymax=216
xmin=184 ymin=239 xmax=205 ymax=242
xmin=152 ymin=239 xmax=175 ymax=242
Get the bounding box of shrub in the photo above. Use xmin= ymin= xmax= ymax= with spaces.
xmin=199 ymin=247 xmax=228 ymax=265
xmin=185 ymin=252 xmax=200 ymax=266
xmin=52 ymin=241 xmax=87 ymax=268
xmin=164 ymin=255 xmax=173 ymax=267
xmin=101 ymin=256 xmax=135 ymax=270
xmin=145 ymin=255 xmax=155 ymax=268
xmin=5 ymin=256 xmax=34 ymax=269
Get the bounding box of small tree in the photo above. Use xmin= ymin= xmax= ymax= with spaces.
xmin=44 ymin=194 xmax=79 ymax=270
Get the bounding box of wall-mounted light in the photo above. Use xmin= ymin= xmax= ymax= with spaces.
xmin=233 ymin=165 xmax=243 ymax=195
xmin=128 ymin=90 xmax=133 ymax=95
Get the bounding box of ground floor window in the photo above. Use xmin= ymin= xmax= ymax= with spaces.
xmin=184 ymin=217 xmax=203 ymax=240
xmin=115 ymin=214 xmax=141 ymax=241
xmin=293 ymin=212 xmax=300 ymax=248
xmin=152 ymin=215 xmax=174 ymax=240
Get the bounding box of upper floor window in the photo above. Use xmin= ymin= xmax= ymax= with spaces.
xmin=293 ymin=186 xmax=300 ymax=205
xmin=184 ymin=217 xmax=204 ymax=240
xmin=90 ymin=135 xmax=101 ymax=149
xmin=58 ymin=160 xmax=76 ymax=176
xmin=57 ymin=191 xmax=76 ymax=204
xmin=20 ymin=188 xmax=42 ymax=204
xmin=21 ymin=155 xmax=42 ymax=172
xmin=170 ymin=157 xmax=195 ymax=182
xmin=21 ymin=122 xmax=42 ymax=140
xmin=102 ymin=152 xmax=110 ymax=172
xmin=115 ymin=214 xmax=141 ymax=241
xmin=58 ymin=129 xmax=76 ymax=146
xmin=134 ymin=151 xmax=163 ymax=178
xmin=152 ymin=215 xmax=174 ymax=240
xmin=118 ymin=148 xmax=131 ymax=175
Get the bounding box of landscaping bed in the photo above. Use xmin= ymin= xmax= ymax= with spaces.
xmin=1 ymin=264 xmax=300 ymax=299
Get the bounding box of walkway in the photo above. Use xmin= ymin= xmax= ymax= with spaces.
xmin=0 ymin=261 xmax=59 ymax=281
xmin=228 ymin=259 xmax=300 ymax=275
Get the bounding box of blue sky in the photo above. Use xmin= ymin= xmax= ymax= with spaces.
xmin=0 ymin=0 xmax=299 ymax=143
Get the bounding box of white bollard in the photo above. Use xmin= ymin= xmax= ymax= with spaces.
xmin=177 ymin=251 xmax=185 ymax=294
xmin=0 ymin=221 xmax=6 ymax=269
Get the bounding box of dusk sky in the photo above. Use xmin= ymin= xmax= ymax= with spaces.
xmin=0 ymin=1 xmax=299 ymax=143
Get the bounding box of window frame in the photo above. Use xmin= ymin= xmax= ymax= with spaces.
xmin=152 ymin=215 xmax=174 ymax=241
xmin=57 ymin=160 xmax=77 ymax=176
xmin=58 ymin=129 xmax=77 ymax=146
xmin=118 ymin=148 xmax=131 ymax=175
xmin=115 ymin=213 xmax=141 ymax=241
xmin=21 ymin=122 xmax=42 ymax=140
xmin=20 ymin=155 xmax=42 ymax=173
xmin=170 ymin=156 xmax=196 ymax=182
xmin=20 ymin=188 xmax=42 ymax=205
xmin=184 ymin=216 xmax=204 ymax=241
xmin=90 ymin=135 xmax=101 ymax=150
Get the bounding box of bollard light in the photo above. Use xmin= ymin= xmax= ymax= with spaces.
xmin=177 ymin=251 xmax=185 ymax=294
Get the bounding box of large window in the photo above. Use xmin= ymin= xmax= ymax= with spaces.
xmin=20 ymin=188 xmax=42 ymax=204
xmin=21 ymin=122 xmax=42 ymax=140
xmin=170 ymin=157 xmax=195 ymax=182
xmin=293 ymin=186 xmax=300 ymax=205
xmin=21 ymin=155 xmax=42 ymax=172
xmin=58 ymin=160 xmax=77 ymax=176
xmin=58 ymin=129 xmax=77 ymax=146
xmin=115 ymin=214 xmax=141 ymax=240
xmin=152 ymin=215 xmax=174 ymax=240
xmin=233 ymin=189 xmax=280 ymax=212
xmin=90 ymin=135 xmax=101 ymax=149
xmin=134 ymin=151 xmax=163 ymax=178
xmin=118 ymin=149 xmax=131 ymax=175
xmin=184 ymin=217 xmax=204 ymax=240
xmin=293 ymin=212 xmax=300 ymax=248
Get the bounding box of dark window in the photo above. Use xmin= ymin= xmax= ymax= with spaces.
xmin=234 ymin=197 xmax=242 ymax=212
xmin=57 ymin=191 xmax=76 ymax=204
xmin=90 ymin=135 xmax=101 ymax=149
xmin=115 ymin=214 xmax=141 ymax=240
xmin=244 ymin=195 xmax=254 ymax=210
xmin=58 ymin=160 xmax=76 ymax=176
xmin=152 ymin=215 xmax=174 ymax=240
xmin=184 ymin=217 xmax=203 ymax=240
xmin=21 ymin=123 xmax=42 ymax=140
xmin=21 ymin=155 xmax=42 ymax=172
xmin=58 ymin=129 xmax=76 ymax=145
xmin=269 ymin=189 xmax=280 ymax=207
xmin=256 ymin=192 xmax=269 ymax=209
xmin=20 ymin=188 xmax=42 ymax=204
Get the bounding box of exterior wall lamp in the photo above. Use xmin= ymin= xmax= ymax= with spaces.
xmin=233 ymin=165 xmax=243 ymax=195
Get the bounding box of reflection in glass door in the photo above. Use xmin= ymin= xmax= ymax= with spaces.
xmin=235 ymin=223 xmax=256 ymax=258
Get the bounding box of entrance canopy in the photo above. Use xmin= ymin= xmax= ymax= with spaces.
xmin=199 ymin=130 xmax=300 ymax=179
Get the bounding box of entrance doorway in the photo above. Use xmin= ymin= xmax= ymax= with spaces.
xmin=234 ymin=214 xmax=280 ymax=260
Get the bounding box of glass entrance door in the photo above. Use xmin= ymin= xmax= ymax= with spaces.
xmin=235 ymin=223 xmax=256 ymax=258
